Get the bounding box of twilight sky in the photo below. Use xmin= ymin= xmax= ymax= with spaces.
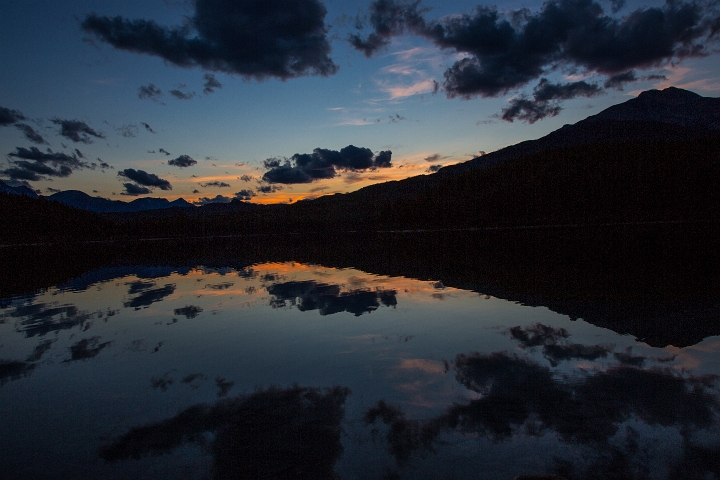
xmin=1 ymin=0 xmax=719 ymax=204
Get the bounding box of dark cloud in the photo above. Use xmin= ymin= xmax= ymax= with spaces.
xmin=65 ymin=336 xmax=112 ymax=362
xmin=508 ymin=323 xmax=611 ymax=366
xmin=194 ymin=194 xmax=232 ymax=205
xmin=351 ymin=0 xmax=720 ymax=104
xmin=200 ymin=180 xmax=230 ymax=188
xmin=349 ymin=0 xmax=427 ymax=57
xmin=426 ymin=164 xmax=442 ymax=173
xmin=121 ymin=183 xmax=152 ymax=196
xmin=117 ymin=123 xmax=139 ymax=138
xmin=75 ymin=149 xmax=85 ymax=158
xmin=501 ymin=78 xmax=603 ymax=123
xmin=235 ymin=189 xmax=256 ymax=200
xmin=257 ymin=184 xmax=283 ymax=194
xmin=51 ymin=118 xmax=105 ymax=144
xmin=168 ymin=154 xmax=197 ymax=168
xmin=141 ymin=122 xmax=157 ymax=133
xmin=159 ymin=148 xmax=171 ymax=156
xmin=174 ymin=305 xmax=203 ymax=319
xmin=14 ymin=124 xmax=47 ymax=144
xmin=1 ymin=301 xmax=93 ymax=338
xmin=262 ymin=146 xmax=393 ymax=184
xmin=424 ymin=153 xmax=447 ymax=162
xmin=239 ymin=174 xmax=254 ymax=182
xmin=203 ymin=73 xmax=222 ymax=94
xmin=0 ymin=106 xmax=26 ymax=126
xmin=215 ymin=376 xmax=234 ymax=397
xmin=366 ymin=350 xmax=720 ymax=477
xmin=0 ymin=360 xmax=36 ymax=385
xmin=81 ymin=0 xmax=338 ymax=80
xmin=267 ymin=280 xmax=397 ymax=316
xmin=123 ymin=284 xmax=176 ymax=309
xmin=26 ymin=340 xmax=55 ymax=362
xmin=610 ymin=0 xmax=626 ymax=13
xmin=2 ymin=146 xmax=92 ymax=181
xmin=603 ymin=70 xmax=668 ymax=90
xmin=169 ymin=89 xmax=196 ymax=100
xmin=138 ymin=83 xmax=163 ymax=100
xmin=118 ymin=168 xmax=173 ymax=190
xmin=99 ymin=385 xmax=350 ymax=478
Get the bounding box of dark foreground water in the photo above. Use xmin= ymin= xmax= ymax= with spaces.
xmin=1 ymin=229 xmax=720 ymax=479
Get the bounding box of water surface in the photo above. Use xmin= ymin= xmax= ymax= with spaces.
xmin=2 ymin=255 xmax=719 ymax=479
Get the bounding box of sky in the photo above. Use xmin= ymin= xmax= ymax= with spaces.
xmin=1 ymin=0 xmax=719 ymax=204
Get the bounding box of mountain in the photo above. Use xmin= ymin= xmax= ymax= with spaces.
xmin=48 ymin=190 xmax=194 ymax=213
xmin=0 ymin=179 xmax=38 ymax=198
xmin=437 ymin=86 xmax=720 ymax=177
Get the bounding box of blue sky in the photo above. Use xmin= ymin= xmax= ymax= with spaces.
xmin=1 ymin=0 xmax=719 ymax=203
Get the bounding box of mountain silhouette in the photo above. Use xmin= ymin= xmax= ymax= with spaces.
xmin=47 ymin=190 xmax=194 ymax=213
xmin=0 ymin=179 xmax=38 ymax=198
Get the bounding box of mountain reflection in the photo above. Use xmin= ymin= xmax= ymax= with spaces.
xmin=366 ymin=324 xmax=720 ymax=479
xmin=100 ymin=385 xmax=350 ymax=480
xmin=267 ymin=280 xmax=397 ymax=316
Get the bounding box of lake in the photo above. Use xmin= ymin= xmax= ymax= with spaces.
xmin=1 ymin=229 xmax=720 ymax=479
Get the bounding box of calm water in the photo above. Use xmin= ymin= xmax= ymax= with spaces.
xmin=2 ymin=253 xmax=720 ymax=479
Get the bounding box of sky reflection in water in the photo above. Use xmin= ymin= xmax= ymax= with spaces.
xmin=1 ymin=262 xmax=719 ymax=479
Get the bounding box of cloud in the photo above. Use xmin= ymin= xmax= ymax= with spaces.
xmin=366 ymin=347 xmax=720 ymax=476
xmin=351 ymin=0 xmax=720 ymax=104
xmin=51 ymin=118 xmax=105 ymax=143
xmin=14 ymin=124 xmax=47 ymax=144
xmin=99 ymin=385 xmax=350 ymax=478
xmin=123 ymin=284 xmax=176 ymax=309
xmin=426 ymin=164 xmax=442 ymax=173
xmin=118 ymin=168 xmax=173 ymax=190
xmin=235 ymin=189 xmax=256 ymax=200
xmin=501 ymin=78 xmax=603 ymax=123
xmin=424 ymin=153 xmax=446 ymax=162
xmin=262 ymin=145 xmax=393 ymax=184
xmin=0 ymin=106 xmax=26 ymax=126
xmin=603 ymin=70 xmax=668 ymax=90
xmin=159 ymin=148 xmax=171 ymax=156
xmin=82 ymin=0 xmax=338 ymax=80
xmin=174 ymin=305 xmax=203 ymax=318
xmin=117 ymin=123 xmax=139 ymax=137
xmin=65 ymin=337 xmax=112 ymax=362
xmin=257 ymin=184 xmax=283 ymax=194
xmin=194 ymin=194 xmax=232 ymax=205
xmin=2 ymin=146 xmax=92 ymax=181
xmin=141 ymin=122 xmax=157 ymax=133
xmin=169 ymin=89 xmax=196 ymax=100
xmin=203 ymin=73 xmax=222 ymax=94
xmin=4 ymin=301 xmax=94 ymax=338
xmin=239 ymin=174 xmax=253 ymax=182
xmin=138 ymin=83 xmax=163 ymax=100
xmin=121 ymin=183 xmax=152 ymax=195
xmin=168 ymin=154 xmax=197 ymax=168
xmin=267 ymin=280 xmax=397 ymax=316
xmin=349 ymin=0 xmax=428 ymax=57
xmin=201 ymin=180 xmax=231 ymax=188
xmin=508 ymin=323 xmax=611 ymax=366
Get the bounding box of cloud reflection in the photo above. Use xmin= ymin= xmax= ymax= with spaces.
xmin=100 ymin=385 xmax=350 ymax=479
xmin=267 ymin=280 xmax=397 ymax=316
xmin=366 ymin=326 xmax=720 ymax=479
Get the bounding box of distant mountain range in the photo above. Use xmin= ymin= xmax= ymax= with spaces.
xmin=0 ymin=180 xmax=38 ymax=198
xmin=45 ymin=190 xmax=194 ymax=213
